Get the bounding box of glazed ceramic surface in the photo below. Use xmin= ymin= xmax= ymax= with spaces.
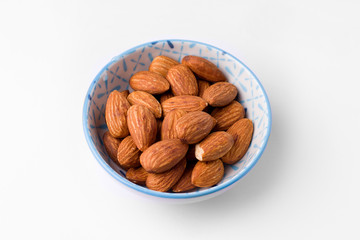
xmin=83 ymin=39 xmax=272 ymax=203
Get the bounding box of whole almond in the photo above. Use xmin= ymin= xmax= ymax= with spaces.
xmin=149 ymin=55 xmax=179 ymax=78
xmin=182 ymin=55 xmax=226 ymax=82
xmin=146 ymin=158 xmax=186 ymax=192
xmin=172 ymin=164 xmax=196 ymax=193
xmin=176 ymin=111 xmax=216 ymax=144
xmin=198 ymin=80 xmax=210 ymax=98
xmin=159 ymin=91 xmax=174 ymax=104
xmin=140 ymin=139 xmax=189 ymax=173
xmin=126 ymin=167 xmax=148 ymax=185
xmin=129 ymin=71 xmax=170 ymax=94
xmin=161 ymin=109 xmax=187 ymax=140
xmin=191 ymin=159 xmax=224 ymax=187
xmin=127 ymin=91 xmax=162 ymax=118
xmin=105 ymin=90 xmax=131 ymax=138
xmin=161 ymin=95 xmax=208 ymax=116
xmin=195 ymin=131 xmax=234 ymax=161
xmin=103 ymin=131 xmax=122 ymax=162
xmin=211 ymin=101 xmax=245 ymax=130
xmin=202 ymin=82 xmax=238 ymax=107
xmin=117 ymin=136 xmax=141 ymax=169
xmin=166 ymin=64 xmax=198 ymax=96
xmin=222 ymin=118 xmax=253 ymax=164
xmin=127 ymin=105 xmax=157 ymax=151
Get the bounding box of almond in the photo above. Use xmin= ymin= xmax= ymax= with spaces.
xmin=195 ymin=131 xmax=234 ymax=161
xmin=222 ymin=118 xmax=253 ymax=164
xmin=149 ymin=55 xmax=179 ymax=78
xmin=161 ymin=109 xmax=187 ymax=140
xmin=159 ymin=91 xmax=174 ymax=104
xmin=103 ymin=131 xmax=122 ymax=162
xmin=161 ymin=95 xmax=208 ymax=116
xmin=202 ymin=82 xmax=238 ymax=107
xmin=105 ymin=90 xmax=131 ymax=138
xmin=127 ymin=105 xmax=157 ymax=151
xmin=126 ymin=167 xmax=148 ymax=185
xmin=198 ymin=80 xmax=210 ymax=98
xmin=182 ymin=55 xmax=226 ymax=82
xmin=211 ymin=101 xmax=245 ymax=130
xmin=129 ymin=71 xmax=170 ymax=94
xmin=146 ymin=158 xmax=186 ymax=192
xmin=191 ymin=159 xmax=224 ymax=187
xmin=176 ymin=111 xmax=216 ymax=144
xmin=166 ymin=64 xmax=198 ymax=96
xmin=117 ymin=136 xmax=141 ymax=169
xmin=172 ymin=164 xmax=196 ymax=193
xmin=140 ymin=139 xmax=188 ymax=173
xmin=127 ymin=91 xmax=162 ymax=118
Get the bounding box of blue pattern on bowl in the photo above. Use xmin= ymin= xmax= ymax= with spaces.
xmin=82 ymin=39 xmax=272 ymax=199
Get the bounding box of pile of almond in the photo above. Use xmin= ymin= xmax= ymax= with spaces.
xmin=102 ymin=55 xmax=253 ymax=192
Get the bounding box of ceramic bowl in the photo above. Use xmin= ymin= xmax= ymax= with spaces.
xmin=82 ymin=39 xmax=272 ymax=203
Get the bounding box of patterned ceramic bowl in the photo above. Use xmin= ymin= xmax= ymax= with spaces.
xmin=83 ymin=39 xmax=272 ymax=203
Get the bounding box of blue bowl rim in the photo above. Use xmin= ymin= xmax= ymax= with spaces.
xmin=82 ymin=39 xmax=272 ymax=199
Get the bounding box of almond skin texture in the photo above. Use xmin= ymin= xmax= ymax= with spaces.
xmin=161 ymin=109 xmax=187 ymax=140
xmin=127 ymin=91 xmax=162 ymax=118
xmin=117 ymin=136 xmax=141 ymax=169
xmin=191 ymin=159 xmax=224 ymax=187
xmin=211 ymin=101 xmax=245 ymax=130
xmin=103 ymin=131 xmax=122 ymax=162
xmin=222 ymin=118 xmax=254 ymax=164
xmin=105 ymin=90 xmax=131 ymax=138
xmin=182 ymin=55 xmax=226 ymax=82
xmin=195 ymin=131 xmax=234 ymax=161
xmin=127 ymin=105 xmax=157 ymax=151
xmin=129 ymin=71 xmax=170 ymax=94
xmin=176 ymin=111 xmax=216 ymax=144
xmin=126 ymin=167 xmax=148 ymax=185
xmin=202 ymin=82 xmax=238 ymax=107
xmin=166 ymin=64 xmax=198 ymax=96
xmin=198 ymin=80 xmax=211 ymax=98
xmin=159 ymin=91 xmax=174 ymax=104
xmin=161 ymin=95 xmax=208 ymax=116
xmin=146 ymin=158 xmax=186 ymax=192
xmin=149 ymin=55 xmax=179 ymax=78
xmin=172 ymin=164 xmax=196 ymax=193
xmin=140 ymin=139 xmax=189 ymax=173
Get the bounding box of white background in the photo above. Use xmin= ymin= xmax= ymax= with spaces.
xmin=1 ymin=0 xmax=359 ymax=239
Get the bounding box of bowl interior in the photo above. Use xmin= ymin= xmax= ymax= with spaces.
xmin=83 ymin=40 xmax=271 ymax=198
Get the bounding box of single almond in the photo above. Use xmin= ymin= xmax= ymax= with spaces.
xmin=146 ymin=158 xmax=186 ymax=192
xmin=103 ymin=131 xmax=122 ymax=162
xmin=222 ymin=118 xmax=253 ymax=164
xmin=195 ymin=131 xmax=234 ymax=161
xmin=140 ymin=139 xmax=188 ymax=173
xmin=129 ymin=71 xmax=170 ymax=94
xmin=149 ymin=55 xmax=179 ymax=78
xmin=117 ymin=136 xmax=141 ymax=169
xmin=172 ymin=164 xmax=196 ymax=193
xmin=166 ymin=64 xmax=198 ymax=96
xmin=211 ymin=101 xmax=245 ymax=130
xmin=176 ymin=111 xmax=216 ymax=144
xmin=105 ymin=90 xmax=131 ymax=138
xmin=202 ymin=82 xmax=238 ymax=107
xmin=161 ymin=95 xmax=208 ymax=116
xmin=126 ymin=167 xmax=148 ymax=185
xmin=191 ymin=159 xmax=224 ymax=187
xmin=198 ymin=80 xmax=211 ymax=98
xmin=161 ymin=109 xmax=187 ymax=140
xmin=182 ymin=55 xmax=226 ymax=82
xmin=127 ymin=91 xmax=162 ymax=118
xmin=127 ymin=105 xmax=157 ymax=151
xmin=159 ymin=91 xmax=174 ymax=104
